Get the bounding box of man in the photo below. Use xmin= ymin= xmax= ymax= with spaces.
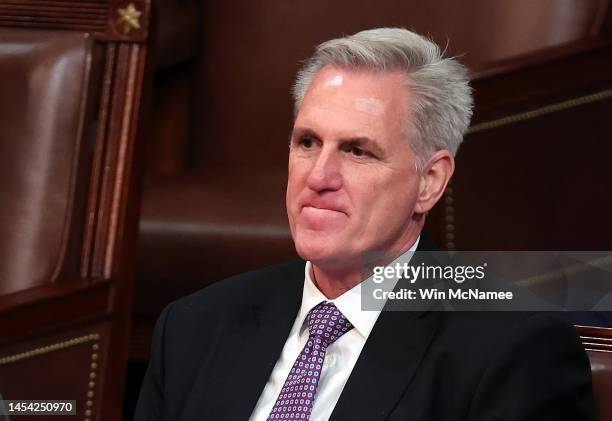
xmin=135 ymin=28 xmax=596 ymax=420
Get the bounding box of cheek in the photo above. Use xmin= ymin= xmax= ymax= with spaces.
xmin=287 ymin=153 xmax=307 ymax=180
xmin=345 ymin=172 xmax=386 ymax=218
xmin=356 ymin=173 xmax=419 ymax=218
xmin=286 ymin=161 xmax=307 ymax=212
xmin=287 ymin=156 xmax=299 ymax=184
xmin=386 ymin=182 xmax=420 ymax=219
xmin=287 ymin=167 xmax=301 ymax=194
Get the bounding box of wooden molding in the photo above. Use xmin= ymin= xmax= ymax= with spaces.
xmin=0 ymin=0 xmax=150 ymax=42
xmin=578 ymin=325 xmax=612 ymax=352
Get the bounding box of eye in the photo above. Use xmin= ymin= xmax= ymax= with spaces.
xmin=350 ymin=146 xmax=365 ymax=157
xmin=298 ymin=136 xmax=315 ymax=148
xmin=341 ymin=143 xmax=371 ymax=158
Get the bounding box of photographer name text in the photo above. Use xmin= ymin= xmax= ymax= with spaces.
xmin=373 ymin=288 xmax=513 ymax=301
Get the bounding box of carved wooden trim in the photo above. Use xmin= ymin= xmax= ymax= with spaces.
xmin=0 ymin=281 xmax=112 ymax=342
xmin=107 ymin=0 xmax=149 ymax=42
xmin=468 ymin=89 xmax=612 ymax=134
xmin=0 ymin=0 xmax=150 ymax=42
xmin=0 ymin=1 xmax=107 ymax=32
xmin=577 ymin=325 xmax=612 ymax=352
xmin=75 ymin=36 xmax=151 ymax=420
xmin=81 ymin=42 xmax=147 ymax=280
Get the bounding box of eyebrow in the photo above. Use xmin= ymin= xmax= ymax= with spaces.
xmin=292 ymin=127 xmax=385 ymax=156
xmin=291 ymin=127 xmax=320 ymax=141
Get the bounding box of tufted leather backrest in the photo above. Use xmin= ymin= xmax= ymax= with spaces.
xmin=0 ymin=28 xmax=93 ymax=294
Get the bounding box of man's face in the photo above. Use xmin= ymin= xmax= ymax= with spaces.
xmin=286 ymin=65 xmax=424 ymax=268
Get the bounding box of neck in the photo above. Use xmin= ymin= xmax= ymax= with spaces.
xmin=311 ymin=264 xmax=363 ymax=299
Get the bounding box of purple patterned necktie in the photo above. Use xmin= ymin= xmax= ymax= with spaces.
xmin=267 ymin=301 xmax=353 ymax=421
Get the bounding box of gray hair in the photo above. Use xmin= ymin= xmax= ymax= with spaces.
xmin=292 ymin=27 xmax=473 ymax=170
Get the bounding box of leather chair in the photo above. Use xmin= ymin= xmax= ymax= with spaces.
xmin=0 ymin=1 xmax=154 ymax=419
xmin=578 ymin=326 xmax=612 ymax=421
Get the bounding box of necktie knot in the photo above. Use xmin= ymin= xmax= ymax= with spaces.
xmin=306 ymin=301 xmax=353 ymax=347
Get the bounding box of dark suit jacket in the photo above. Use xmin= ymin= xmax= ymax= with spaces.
xmin=135 ymin=238 xmax=597 ymax=420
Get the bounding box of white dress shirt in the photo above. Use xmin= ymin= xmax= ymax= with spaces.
xmin=249 ymin=237 xmax=419 ymax=421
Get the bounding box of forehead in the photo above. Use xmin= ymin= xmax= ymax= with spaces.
xmin=306 ymin=64 xmax=408 ymax=97
xmin=296 ymin=65 xmax=410 ymax=137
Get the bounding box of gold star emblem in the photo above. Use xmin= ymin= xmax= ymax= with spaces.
xmin=116 ymin=3 xmax=142 ymax=34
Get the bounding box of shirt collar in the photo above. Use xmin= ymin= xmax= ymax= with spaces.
xmin=298 ymin=235 xmax=420 ymax=340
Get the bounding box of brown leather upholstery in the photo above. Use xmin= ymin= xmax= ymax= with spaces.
xmin=590 ymin=351 xmax=612 ymax=420
xmin=0 ymin=29 xmax=92 ymax=295
xmin=0 ymin=1 xmax=154 ymax=419
xmin=135 ymin=170 xmax=295 ymax=315
xmin=578 ymin=326 xmax=612 ymax=421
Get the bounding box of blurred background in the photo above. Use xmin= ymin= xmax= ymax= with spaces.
xmin=1 ymin=0 xmax=611 ymax=419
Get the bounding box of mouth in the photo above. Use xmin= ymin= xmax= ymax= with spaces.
xmin=299 ymin=205 xmax=348 ymax=230
xmin=301 ymin=204 xmax=347 ymax=216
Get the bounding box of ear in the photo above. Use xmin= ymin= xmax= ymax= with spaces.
xmin=414 ymin=150 xmax=454 ymax=214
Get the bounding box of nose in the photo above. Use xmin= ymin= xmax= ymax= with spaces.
xmin=306 ymin=146 xmax=342 ymax=192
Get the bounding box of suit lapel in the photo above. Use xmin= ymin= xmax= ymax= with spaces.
xmin=331 ymin=233 xmax=442 ymax=420
xmin=330 ymin=310 xmax=440 ymax=420
xmin=187 ymin=262 xmax=305 ymax=421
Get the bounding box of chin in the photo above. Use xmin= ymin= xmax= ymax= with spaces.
xmin=293 ymin=231 xmax=341 ymax=263
xmin=293 ymin=233 xmax=361 ymax=269
xmin=294 ymin=239 xmax=332 ymax=263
